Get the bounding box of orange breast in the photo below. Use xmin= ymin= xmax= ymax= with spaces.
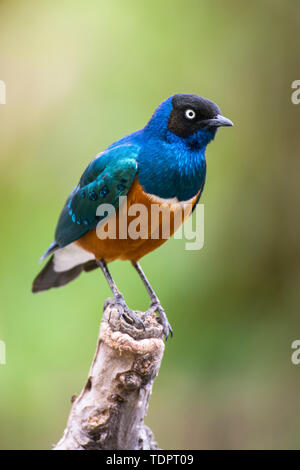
xmin=76 ymin=178 xmax=200 ymax=262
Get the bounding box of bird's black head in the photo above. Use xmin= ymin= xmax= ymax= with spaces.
xmin=168 ymin=94 xmax=233 ymax=138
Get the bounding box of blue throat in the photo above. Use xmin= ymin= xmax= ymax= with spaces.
xmin=136 ymin=98 xmax=216 ymax=201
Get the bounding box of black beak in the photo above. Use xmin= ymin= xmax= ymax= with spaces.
xmin=206 ymin=114 xmax=234 ymax=128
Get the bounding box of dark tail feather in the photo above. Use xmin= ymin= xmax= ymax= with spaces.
xmin=32 ymin=257 xmax=98 ymax=293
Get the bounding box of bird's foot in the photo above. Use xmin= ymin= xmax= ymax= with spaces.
xmin=105 ymin=295 xmax=145 ymax=331
xmin=143 ymin=300 xmax=173 ymax=340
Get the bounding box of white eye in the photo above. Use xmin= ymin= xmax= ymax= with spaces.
xmin=185 ymin=109 xmax=196 ymax=120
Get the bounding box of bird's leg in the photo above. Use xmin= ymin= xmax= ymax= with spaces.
xmin=131 ymin=261 xmax=173 ymax=339
xmin=96 ymin=259 xmax=145 ymax=330
xmin=96 ymin=259 xmax=121 ymax=299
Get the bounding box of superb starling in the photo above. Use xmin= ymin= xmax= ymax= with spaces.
xmin=32 ymin=94 xmax=233 ymax=338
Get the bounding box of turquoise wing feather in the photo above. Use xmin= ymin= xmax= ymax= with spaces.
xmin=54 ymin=144 xmax=139 ymax=247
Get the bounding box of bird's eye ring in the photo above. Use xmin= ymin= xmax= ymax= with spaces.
xmin=185 ymin=109 xmax=196 ymax=120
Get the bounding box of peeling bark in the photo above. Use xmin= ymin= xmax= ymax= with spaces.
xmin=54 ymin=302 xmax=165 ymax=450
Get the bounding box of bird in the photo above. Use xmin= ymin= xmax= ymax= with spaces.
xmin=32 ymin=94 xmax=233 ymax=339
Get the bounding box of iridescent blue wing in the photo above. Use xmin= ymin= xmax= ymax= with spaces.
xmin=54 ymin=144 xmax=139 ymax=247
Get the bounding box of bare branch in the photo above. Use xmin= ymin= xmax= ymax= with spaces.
xmin=55 ymin=302 xmax=165 ymax=450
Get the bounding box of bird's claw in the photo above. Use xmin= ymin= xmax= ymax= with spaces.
xmin=144 ymin=301 xmax=173 ymax=340
xmin=105 ymin=296 xmax=172 ymax=338
xmin=107 ymin=295 xmax=146 ymax=331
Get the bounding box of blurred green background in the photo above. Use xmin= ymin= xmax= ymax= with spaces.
xmin=0 ymin=0 xmax=300 ymax=450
